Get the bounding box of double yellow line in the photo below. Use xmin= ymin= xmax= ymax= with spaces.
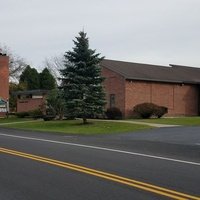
xmin=0 ymin=147 xmax=199 ymax=200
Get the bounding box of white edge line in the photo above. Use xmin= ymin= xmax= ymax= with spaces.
xmin=0 ymin=133 xmax=200 ymax=166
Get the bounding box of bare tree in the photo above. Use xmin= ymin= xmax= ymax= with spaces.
xmin=43 ymin=55 xmax=64 ymax=84
xmin=0 ymin=44 xmax=27 ymax=81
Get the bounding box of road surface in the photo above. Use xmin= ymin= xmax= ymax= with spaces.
xmin=0 ymin=126 xmax=200 ymax=200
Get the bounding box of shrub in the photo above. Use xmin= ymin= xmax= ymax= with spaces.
xmin=153 ymin=106 xmax=168 ymax=118
xmin=105 ymin=107 xmax=122 ymax=119
xmin=133 ymin=103 xmax=168 ymax=119
xmin=133 ymin=103 xmax=155 ymax=119
xmin=16 ymin=111 xmax=30 ymax=118
xmin=43 ymin=107 xmax=56 ymax=121
xmin=29 ymin=109 xmax=43 ymax=119
xmin=43 ymin=115 xmax=55 ymax=121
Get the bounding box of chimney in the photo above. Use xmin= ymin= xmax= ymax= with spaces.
xmin=0 ymin=55 xmax=9 ymax=100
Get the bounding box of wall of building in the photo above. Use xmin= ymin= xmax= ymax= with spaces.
xmin=0 ymin=55 xmax=9 ymax=117
xmin=0 ymin=55 xmax=9 ymax=100
xmin=125 ymin=80 xmax=199 ymax=117
xmin=101 ymin=67 xmax=126 ymax=115
xmin=17 ymin=98 xmax=45 ymax=113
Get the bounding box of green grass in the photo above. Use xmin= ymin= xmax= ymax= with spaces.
xmin=0 ymin=117 xmax=32 ymax=124
xmin=135 ymin=117 xmax=200 ymax=126
xmin=0 ymin=119 xmax=151 ymax=135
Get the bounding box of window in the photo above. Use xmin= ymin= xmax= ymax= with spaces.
xmin=110 ymin=94 xmax=115 ymax=108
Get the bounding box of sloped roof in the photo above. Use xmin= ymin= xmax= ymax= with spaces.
xmin=12 ymin=89 xmax=49 ymax=96
xmin=100 ymin=59 xmax=200 ymax=84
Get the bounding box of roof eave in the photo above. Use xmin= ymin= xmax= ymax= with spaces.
xmin=125 ymin=77 xmax=200 ymax=84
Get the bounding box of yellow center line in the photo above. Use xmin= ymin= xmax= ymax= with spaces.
xmin=0 ymin=147 xmax=199 ymax=200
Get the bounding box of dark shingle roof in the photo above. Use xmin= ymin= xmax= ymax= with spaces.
xmin=12 ymin=89 xmax=49 ymax=96
xmin=100 ymin=59 xmax=200 ymax=84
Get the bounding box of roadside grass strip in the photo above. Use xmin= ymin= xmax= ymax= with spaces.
xmin=0 ymin=147 xmax=199 ymax=200
xmin=0 ymin=120 xmax=40 ymax=126
xmin=0 ymin=120 xmax=150 ymax=135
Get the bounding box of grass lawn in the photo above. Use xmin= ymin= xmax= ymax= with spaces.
xmin=135 ymin=117 xmax=200 ymax=126
xmin=0 ymin=117 xmax=32 ymax=124
xmin=0 ymin=119 xmax=151 ymax=135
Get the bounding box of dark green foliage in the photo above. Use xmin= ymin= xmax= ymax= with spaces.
xmin=154 ymin=106 xmax=168 ymax=118
xmin=60 ymin=31 xmax=106 ymax=124
xmin=43 ymin=115 xmax=56 ymax=121
xmin=19 ymin=65 xmax=40 ymax=90
xmin=46 ymin=89 xmax=65 ymax=119
xmin=40 ymin=68 xmax=56 ymax=90
xmin=29 ymin=109 xmax=43 ymax=119
xmin=133 ymin=103 xmax=168 ymax=119
xmin=16 ymin=111 xmax=30 ymax=118
xmin=16 ymin=109 xmax=43 ymax=119
xmin=133 ymin=103 xmax=155 ymax=119
xmin=43 ymin=107 xmax=56 ymax=121
xmin=105 ymin=107 xmax=122 ymax=120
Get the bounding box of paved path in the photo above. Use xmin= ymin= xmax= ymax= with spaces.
xmin=89 ymin=119 xmax=180 ymax=128
xmin=0 ymin=118 xmax=180 ymax=128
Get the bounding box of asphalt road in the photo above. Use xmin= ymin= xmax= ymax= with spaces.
xmin=0 ymin=126 xmax=200 ymax=200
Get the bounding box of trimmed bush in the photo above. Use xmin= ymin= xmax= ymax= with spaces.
xmin=153 ymin=106 xmax=168 ymax=118
xmin=133 ymin=103 xmax=155 ymax=119
xmin=43 ymin=115 xmax=55 ymax=121
xmin=29 ymin=109 xmax=43 ymax=119
xmin=133 ymin=103 xmax=168 ymax=119
xmin=105 ymin=107 xmax=122 ymax=119
xmin=43 ymin=107 xmax=56 ymax=121
xmin=16 ymin=111 xmax=30 ymax=118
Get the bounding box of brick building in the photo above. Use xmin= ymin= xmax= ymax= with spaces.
xmin=101 ymin=59 xmax=200 ymax=118
xmin=14 ymin=90 xmax=49 ymax=113
xmin=0 ymin=54 xmax=9 ymax=117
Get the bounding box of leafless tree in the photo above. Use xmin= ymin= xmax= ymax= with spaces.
xmin=43 ymin=55 xmax=64 ymax=84
xmin=0 ymin=44 xmax=27 ymax=81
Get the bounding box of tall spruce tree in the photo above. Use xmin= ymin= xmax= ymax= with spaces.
xmin=61 ymin=31 xmax=105 ymax=124
xmin=40 ymin=68 xmax=56 ymax=90
xmin=19 ymin=65 xmax=40 ymax=90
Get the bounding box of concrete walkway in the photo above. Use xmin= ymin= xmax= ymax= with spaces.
xmin=0 ymin=119 xmax=180 ymax=128
xmin=88 ymin=119 xmax=180 ymax=128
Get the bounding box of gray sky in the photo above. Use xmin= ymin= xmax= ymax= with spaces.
xmin=1 ymin=0 xmax=200 ymax=69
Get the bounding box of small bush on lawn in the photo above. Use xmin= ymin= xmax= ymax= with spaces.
xmin=16 ymin=111 xmax=30 ymax=118
xmin=43 ymin=107 xmax=56 ymax=121
xmin=133 ymin=103 xmax=168 ymax=119
xmin=43 ymin=115 xmax=56 ymax=121
xmin=105 ymin=107 xmax=122 ymax=120
xmin=29 ymin=109 xmax=43 ymax=119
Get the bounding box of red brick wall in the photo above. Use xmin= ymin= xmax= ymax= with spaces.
xmin=0 ymin=113 xmax=6 ymax=117
xmin=125 ymin=80 xmax=199 ymax=117
xmin=17 ymin=98 xmax=45 ymax=112
xmin=0 ymin=56 xmax=9 ymax=100
xmin=101 ymin=67 xmax=126 ymax=115
xmin=173 ymin=84 xmax=199 ymax=116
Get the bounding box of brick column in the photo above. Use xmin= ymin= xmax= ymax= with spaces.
xmin=0 ymin=55 xmax=9 ymax=100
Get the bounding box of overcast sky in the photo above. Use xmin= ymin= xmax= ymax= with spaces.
xmin=1 ymin=0 xmax=200 ymax=69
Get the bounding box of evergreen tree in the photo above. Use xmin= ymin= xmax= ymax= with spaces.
xmin=61 ymin=31 xmax=105 ymax=124
xmin=40 ymin=68 xmax=56 ymax=90
xmin=19 ymin=66 xmax=40 ymax=90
